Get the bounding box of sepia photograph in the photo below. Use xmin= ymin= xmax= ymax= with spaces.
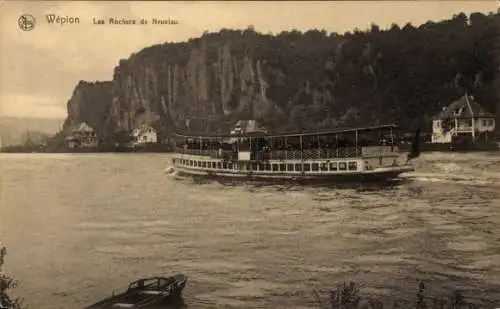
xmin=1 ymin=0 xmax=499 ymax=308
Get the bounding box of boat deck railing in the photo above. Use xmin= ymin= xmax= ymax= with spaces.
xmin=174 ymin=146 xmax=395 ymax=160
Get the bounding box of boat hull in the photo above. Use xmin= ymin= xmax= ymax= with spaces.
xmin=174 ymin=165 xmax=414 ymax=183
xmin=85 ymin=274 xmax=187 ymax=309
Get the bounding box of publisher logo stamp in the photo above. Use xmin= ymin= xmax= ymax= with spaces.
xmin=18 ymin=14 xmax=36 ymax=31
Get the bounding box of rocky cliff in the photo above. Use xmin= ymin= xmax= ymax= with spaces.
xmin=62 ymin=80 xmax=113 ymax=138
xmin=107 ymin=38 xmax=286 ymax=137
xmin=61 ymin=12 xmax=500 ymax=141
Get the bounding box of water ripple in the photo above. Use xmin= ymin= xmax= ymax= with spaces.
xmin=1 ymin=152 xmax=499 ymax=308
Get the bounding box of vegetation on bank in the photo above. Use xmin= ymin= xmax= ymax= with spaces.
xmin=0 ymin=245 xmax=25 ymax=309
xmin=0 ymin=130 xmax=175 ymax=153
xmin=58 ymin=11 xmax=500 ymax=139
xmin=320 ymin=281 xmax=488 ymax=309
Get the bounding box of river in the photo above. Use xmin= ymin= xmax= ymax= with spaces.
xmin=0 ymin=152 xmax=499 ymax=308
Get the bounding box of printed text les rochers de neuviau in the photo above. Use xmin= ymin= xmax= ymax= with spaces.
xmin=45 ymin=14 xmax=179 ymax=26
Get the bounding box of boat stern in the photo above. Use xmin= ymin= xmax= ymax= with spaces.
xmin=360 ymin=145 xmax=416 ymax=175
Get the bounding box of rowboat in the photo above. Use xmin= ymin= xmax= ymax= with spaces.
xmin=171 ymin=122 xmax=420 ymax=182
xmin=85 ymin=274 xmax=187 ymax=309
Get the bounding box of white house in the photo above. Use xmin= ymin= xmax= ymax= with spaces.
xmin=65 ymin=122 xmax=98 ymax=148
xmin=132 ymin=124 xmax=158 ymax=146
xmin=431 ymin=94 xmax=496 ymax=143
xmin=230 ymin=120 xmax=268 ymax=135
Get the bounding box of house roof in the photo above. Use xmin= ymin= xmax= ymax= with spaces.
xmin=72 ymin=122 xmax=94 ymax=133
xmin=133 ymin=124 xmax=156 ymax=135
xmin=433 ymin=94 xmax=495 ymax=120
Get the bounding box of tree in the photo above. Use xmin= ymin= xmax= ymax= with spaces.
xmin=0 ymin=245 xmax=25 ymax=308
xmin=370 ymin=23 xmax=380 ymax=33
xmin=113 ymin=130 xmax=134 ymax=146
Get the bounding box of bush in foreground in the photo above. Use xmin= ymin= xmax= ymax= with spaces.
xmin=319 ymin=281 xmax=481 ymax=309
xmin=0 ymin=244 xmax=25 ymax=309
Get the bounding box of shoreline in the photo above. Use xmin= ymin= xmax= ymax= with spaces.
xmin=2 ymin=149 xmax=499 ymax=154
xmin=0 ymin=144 xmax=174 ymax=154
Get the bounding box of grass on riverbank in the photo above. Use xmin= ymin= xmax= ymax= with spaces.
xmin=0 ymin=245 xmax=26 ymax=309
xmin=319 ymin=281 xmax=482 ymax=309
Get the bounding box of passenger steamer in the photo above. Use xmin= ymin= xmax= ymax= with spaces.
xmin=171 ymin=122 xmax=419 ymax=182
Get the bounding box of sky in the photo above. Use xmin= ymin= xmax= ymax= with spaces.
xmin=0 ymin=1 xmax=497 ymax=120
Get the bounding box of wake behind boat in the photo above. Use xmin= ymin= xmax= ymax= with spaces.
xmin=171 ymin=121 xmax=420 ymax=182
xmin=85 ymin=274 xmax=187 ymax=309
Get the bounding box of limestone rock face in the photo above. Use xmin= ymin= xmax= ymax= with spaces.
xmin=62 ymin=80 xmax=113 ymax=138
xmin=60 ymin=18 xmax=500 ymax=138
xmin=100 ymin=39 xmax=284 ymax=137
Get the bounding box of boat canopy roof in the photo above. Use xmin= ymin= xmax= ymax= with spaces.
xmin=174 ymin=124 xmax=398 ymax=139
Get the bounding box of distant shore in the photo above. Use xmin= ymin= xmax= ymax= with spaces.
xmin=0 ymin=144 xmax=174 ymax=154
xmin=399 ymin=140 xmax=500 ymax=152
xmin=2 ymin=141 xmax=500 ymax=154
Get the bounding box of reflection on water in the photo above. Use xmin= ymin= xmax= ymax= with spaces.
xmin=0 ymin=152 xmax=499 ymax=308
